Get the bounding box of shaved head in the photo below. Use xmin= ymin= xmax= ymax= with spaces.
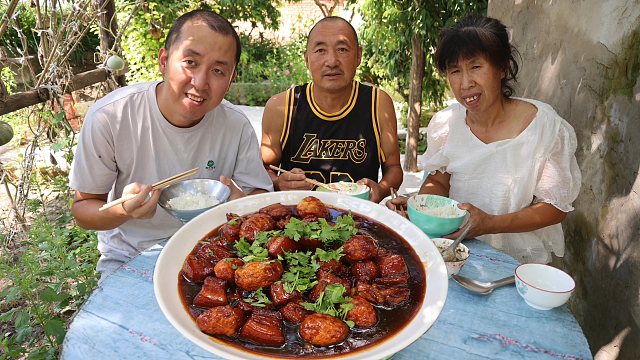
xmin=307 ymin=16 xmax=359 ymax=49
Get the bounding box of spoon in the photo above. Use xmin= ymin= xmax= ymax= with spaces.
xmin=451 ymin=274 xmax=516 ymax=295
xmin=441 ymin=222 xmax=472 ymax=262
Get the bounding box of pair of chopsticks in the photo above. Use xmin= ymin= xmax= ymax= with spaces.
xmin=268 ymin=165 xmax=336 ymax=192
xmin=390 ymin=187 xmax=408 ymax=218
xmin=98 ymin=167 xmax=199 ymax=212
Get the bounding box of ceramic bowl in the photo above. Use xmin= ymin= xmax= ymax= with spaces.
xmin=315 ymin=181 xmax=370 ymax=200
xmin=431 ymin=238 xmax=470 ymax=277
xmin=154 ymin=191 xmax=448 ymax=360
xmin=407 ymin=194 xmax=467 ymax=238
xmin=158 ymin=179 xmax=230 ymax=223
xmin=515 ymin=263 xmax=575 ymax=310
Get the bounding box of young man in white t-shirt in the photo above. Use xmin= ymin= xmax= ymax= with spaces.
xmin=69 ymin=10 xmax=273 ymax=278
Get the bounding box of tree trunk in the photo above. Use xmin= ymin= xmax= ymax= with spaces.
xmin=96 ymin=0 xmax=126 ymax=87
xmin=404 ymin=33 xmax=425 ymax=172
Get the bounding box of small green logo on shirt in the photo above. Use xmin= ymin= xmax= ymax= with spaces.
xmin=206 ymin=160 xmax=215 ymax=170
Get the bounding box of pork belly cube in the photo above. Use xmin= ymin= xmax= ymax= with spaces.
xmin=298 ymin=236 xmax=324 ymax=250
xmin=346 ymin=296 xmax=377 ymax=328
xmin=269 ymin=282 xmax=301 ymax=307
xmin=342 ymin=235 xmax=378 ymax=262
xmin=194 ymin=276 xmax=229 ymax=308
xmin=228 ymin=288 xmax=254 ymax=313
xmin=299 ymin=313 xmax=349 ymax=347
xmin=266 ymin=236 xmax=301 ymax=257
xmin=354 ymin=281 xmax=411 ymax=307
xmin=214 ymin=258 xmax=245 ymax=282
xmin=309 ymin=270 xmax=351 ymax=302
xmin=279 ymin=301 xmax=310 ymax=324
xmin=239 ymin=308 xmax=285 ymax=346
xmin=239 ymin=213 xmax=276 ymax=242
xmin=196 ymin=305 xmax=245 ymax=337
xmin=219 ymin=220 xmax=241 ymax=244
xmin=235 ymin=260 xmax=284 ymax=291
xmin=182 ymin=254 xmax=215 ymax=282
xmin=296 ymin=196 xmax=329 ymax=219
xmin=319 ymin=258 xmax=349 ymax=278
xmin=259 ymin=203 xmax=292 ymax=221
xmin=375 ymin=254 xmax=409 ymax=286
xmin=197 ymin=243 xmax=235 ymax=263
xmin=351 ymin=260 xmax=379 ymax=283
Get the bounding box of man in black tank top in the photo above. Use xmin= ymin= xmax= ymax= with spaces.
xmin=261 ymin=16 xmax=403 ymax=203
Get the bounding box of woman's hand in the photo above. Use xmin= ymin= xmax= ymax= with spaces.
xmin=385 ymin=194 xmax=409 ymax=218
xmin=444 ymin=202 xmax=494 ymax=240
xmin=120 ymin=183 xmax=160 ymax=219
xmin=277 ymin=168 xmax=314 ymax=191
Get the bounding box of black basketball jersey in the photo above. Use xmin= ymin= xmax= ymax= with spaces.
xmin=279 ymin=81 xmax=386 ymax=184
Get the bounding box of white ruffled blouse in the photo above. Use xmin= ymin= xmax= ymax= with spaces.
xmin=420 ymin=99 xmax=581 ymax=263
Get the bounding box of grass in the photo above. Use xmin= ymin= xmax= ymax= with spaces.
xmin=0 ymin=174 xmax=99 ymax=359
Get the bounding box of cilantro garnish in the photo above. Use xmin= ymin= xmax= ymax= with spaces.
xmin=234 ymin=230 xmax=282 ymax=262
xmin=279 ymin=251 xmax=319 ymax=293
xmin=301 ymin=283 xmax=355 ymax=328
xmin=283 ymin=213 xmax=356 ymax=246
xmin=244 ymin=287 xmax=272 ymax=308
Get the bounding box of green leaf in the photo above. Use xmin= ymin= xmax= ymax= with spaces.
xmin=40 ymin=286 xmax=61 ymax=302
xmin=44 ymin=318 xmax=66 ymax=344
xmin=0 ymin=308 xmax=17 ymax=322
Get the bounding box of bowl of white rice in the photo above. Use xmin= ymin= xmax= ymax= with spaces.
xmin=158 ymin=179 xmax=230 ymax=223
xmin=407 ymin=194 xmax=467 ymax=238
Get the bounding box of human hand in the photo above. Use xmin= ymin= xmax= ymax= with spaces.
xmin=444 ymin=202 xmax=493 ymax=240
xmin=120 ymin=182 xmax=160 ymax=219
xmin=385 ymin=194 xmax=408 ymax=217
xmin=277 ymin=168 xmax=314 ymax=191
xmin=220 ymin=176 xmax=246 ymax=200
xmin=357 ymin=178 xmax=381 ymax=203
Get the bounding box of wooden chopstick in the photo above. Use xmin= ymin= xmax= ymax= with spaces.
xmin=390 ymin=187 xmax=408 ymax=218
xmin=98 ymin=167 xmax=199 ymax=212
xmin=268 ymin=165 xmax=336 ymax=191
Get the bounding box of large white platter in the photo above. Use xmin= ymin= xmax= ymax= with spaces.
xmin=154 ymin=191 xmax=448 ymax=360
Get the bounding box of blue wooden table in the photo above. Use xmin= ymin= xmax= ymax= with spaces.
xmin=61 ymin=240 xmax=592 ymax=359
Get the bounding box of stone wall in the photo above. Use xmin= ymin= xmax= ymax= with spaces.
xmin=489 ymin=1 xmax=640 ymax=358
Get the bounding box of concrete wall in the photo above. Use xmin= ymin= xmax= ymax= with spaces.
xmin=489 ymin=1 xmax=640 ymax=358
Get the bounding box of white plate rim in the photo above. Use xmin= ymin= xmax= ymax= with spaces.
xmin=153 ymin=191 xmax=448 ymax=360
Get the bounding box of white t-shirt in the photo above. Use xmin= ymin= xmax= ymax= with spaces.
xmin=420 ymin=99 xmax=581 ymax=263
xmin=70 ymin=81 xmax=273 ymax=265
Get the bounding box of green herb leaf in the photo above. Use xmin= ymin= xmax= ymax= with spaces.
xmin=301 ymin=283 xmax=353 ymax=327
xmin=244 ymin=287 xmax=272 ymax=308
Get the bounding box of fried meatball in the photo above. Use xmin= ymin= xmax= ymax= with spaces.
xmin=346 ymin=296 xmax=377 ymax=328
xmin=239 ymin=213 xmax=276 ymax=242
xmin=299 ymin=313 xmax=349 ymax=346
xmin=196 ymin=305 xmax=245 ymax=337
xmin=214 ymin=258 xmax=245 ymax=282
xmin=296 ymin=196 xmax=329 ymax=219
xmin=235 ymin=260 xmax=284 ymax=291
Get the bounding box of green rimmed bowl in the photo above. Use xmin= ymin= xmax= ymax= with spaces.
xmin=315 ymin=182 xmax=370 ymax=200
xmin=407 ymin=194 xmax=467 ymax=238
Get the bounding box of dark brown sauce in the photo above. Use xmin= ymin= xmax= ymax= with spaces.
xmin=178 ymin=206 xmax=426 ymax=358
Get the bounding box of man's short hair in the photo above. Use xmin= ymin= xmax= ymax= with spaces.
xmin=164 ymin=9 xmax=241 ymax=66
xmin=306 ymin=16 xmax=359 ymax=48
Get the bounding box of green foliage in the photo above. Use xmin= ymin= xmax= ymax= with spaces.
xmin=0 ymin=204 xmax=99 ymax=358
xmin=117 ymin=0 xmax=288 ymax=85
xmin=356 ymin=0 xmax=488 ymax=107
xmin=283 ymin=214 xmax=357 ymax=247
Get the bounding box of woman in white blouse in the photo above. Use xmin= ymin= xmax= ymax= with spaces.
xmin=388 ymin=15 xmax=581 ymax=264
